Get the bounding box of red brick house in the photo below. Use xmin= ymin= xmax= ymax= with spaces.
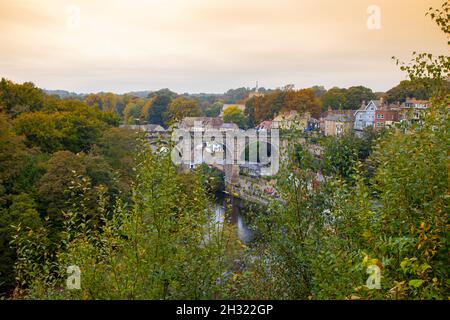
xmin=374 ymin=99 xmax=400 ymax=130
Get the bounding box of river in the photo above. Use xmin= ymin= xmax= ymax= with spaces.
xmin=212 ymin=194 xmax=253 ymax=244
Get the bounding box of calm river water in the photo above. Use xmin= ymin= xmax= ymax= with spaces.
xmin=212 ymin=195 xmax=253 ymax=244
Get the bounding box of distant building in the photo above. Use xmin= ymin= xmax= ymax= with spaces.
xmin=178 ymin=117 xmax=224 ymax=131
xmin=177 ymin=117 xmax=238 ymax=132
xmin=322 ymin=113 xmax=354 ymax=136
xmin=402 ymin=98 xmax=429 ymax=109
xmin=220 ymin=123 xmax=239 ymax=131
xmin=248 ymin=91 xmax=264 ymax=99
xmin=272 ymin=110 xmax=310 ymax=130
xmin=319 ymin=107 xmax=355 ymax=136
xmin=399 ymin=98 xmax=430 ymax=122
xmin=354 ymin=99 xmax=387 ymax=131
xmin=306 ymin=118 xmax=320 ymax=132
xmin=120 ymin=124 xmax=166 ymax=133
xmin=374 ymin=103 xmax=400 ymax=130
xmin=255 ymin=120 xmax=272 ymax=131
xmin=248 ymin=82 xmax=265 ymax=99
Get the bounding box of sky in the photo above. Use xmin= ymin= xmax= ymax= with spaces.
xmin=0 ymin=0 xmax=448 ymax=94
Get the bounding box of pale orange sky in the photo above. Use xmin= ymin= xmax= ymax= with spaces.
xmin=0 ymin=0 xmax=448 ymax=93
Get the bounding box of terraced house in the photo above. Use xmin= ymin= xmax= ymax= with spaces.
xmin=353 ymin=99 xmax=385 ymax=131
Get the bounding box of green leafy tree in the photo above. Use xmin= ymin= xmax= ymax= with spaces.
xmin=223 ymin=106 xmax=247 ymax=128
xmin=0 ymin=113 xmax=28 ymax=196
xmin=93 ymin=127 xmax=139 ymax=194
xmin=147 ymin=89 xmax=177 ymax=126
xmin=343 ymin=86 xmax=376 ymax=109
xmin=37 ymin=151 xmax=87 ymax=221
xmin=385 ymin=79 xmax=439 ymax=103
xmin=12 ymin=139 xmax=239 ymax=299
xmin=319 ymin=87 xmax=346 ymax=110
xmin=0 ymin=193 xmax=42 ymax=293
xmin=123 ymin=99 xmax=145 ymax=124
xmin=0 ymin=79 xmax=44 ymax=116
xmin=13 ymin=99 xmax=114 ymax=153
xmin=204 ymin=100 xmax=223 ymax=117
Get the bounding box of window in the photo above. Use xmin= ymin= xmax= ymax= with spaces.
xmin=377 ymin=114 xmax=384 ymax=119
xmin=377 ymin=122 xmax=384 ymax=127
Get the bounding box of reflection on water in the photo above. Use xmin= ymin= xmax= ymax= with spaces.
xmin=213 ymin=197 xmax=253 ymax=244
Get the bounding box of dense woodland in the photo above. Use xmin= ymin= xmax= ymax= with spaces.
xmin=0 ymin=2 xmax=448 ymax=300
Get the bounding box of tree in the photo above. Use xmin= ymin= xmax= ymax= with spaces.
xmin=223 ymin=106 xmax=247 ymax=128
xmin=311 ymin=85 xmax=327 ymax=98
xmin=82 ymin=153 xmax=121 ymax=203
xmin=37 ymin=151 xmax=87 ymax=220
xmin=223 ymin=87 xmax=251 ymax=103
xmin=93 ymin=127 xmax=139 ymax=194
xmin=204 ymin=100 xmax=223 ymax=117
xmin=246 ymin=87 xmax=322 ymax=125
xmin=283 ymin=88 xmax=321 ymax=118
xmin=0 ymin=193 xmax=42 ymax=293
xmin=385 ymin=79 xmax=438 ymax=103
xmin=140 ymin=97 xmax=156 ymax=123
xmin=343 ymin=86 xmax=376 ymax=109
xmin=319 ymin=86 xmax=376 ymax=111
xmin=84 ymin=93 xmax=103 ymax=110
xmin=0 ymin=113 xmax=28 ymax=196
xmin=319 ymin=87 xmax=346 ymax=110
xmin=165 ymin=96 xmax=201 ymax=124
xmin=12 ymin=139 xmax=238 ymax=299
xmin=0 ymin=79 xmax=44 ymax=117
xmin=123 ymin=98 xmax=145 ymax=124
xmin=147 ymin=89 xmax=177 ymax=126
xmin=13 ymin=110 xmax=107 ymax=154
xmin=102 ymin=93 xmax=118 ymax=113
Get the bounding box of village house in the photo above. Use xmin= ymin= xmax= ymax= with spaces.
xmin=399 ymin=97 xmax=430 ymax=122
xmin=177 ymin=117 xmax=224 ymax=131
xmin=374 ymin=103 xmax=400 ymax=130
xmin=319 ymin=107 xmax=355 ymax=136
xmin=402 ymin=97 xmax=429 ymax=109
xmin=271 ymin=110 xmax=310 ymax=131
xmin=353 ymin=99 xmax=388 ymax=131
xmin=306 ymin=118 xmax=320 ymax=132
xmin=177 ymin=116 xmax=239 ymax=133
xmin=120 ymin=123 xmax=166 ymax=133
xmin=322 ymin=113 xmax=354 ymax=136
xmin=255 ymin=120 xmax=272 ymax=131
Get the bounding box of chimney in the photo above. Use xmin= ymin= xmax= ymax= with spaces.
xmin=361 ymin=100 xmax=366 ymax=109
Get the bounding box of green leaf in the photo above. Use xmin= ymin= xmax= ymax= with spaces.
xmin=408 ymin=279 xmax=424 ymax=288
